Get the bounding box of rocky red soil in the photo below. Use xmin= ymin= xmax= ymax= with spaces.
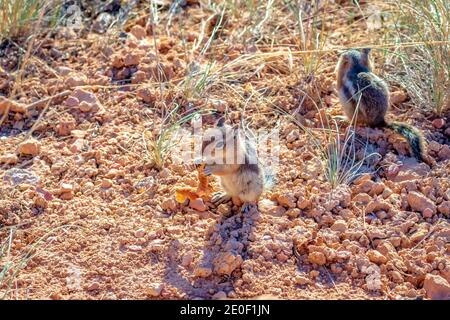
xmin=0 ymin=1 xmax=449 ymax=300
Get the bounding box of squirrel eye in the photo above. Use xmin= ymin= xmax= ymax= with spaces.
xmin=215 ymin=141 xmax=224 ymax=148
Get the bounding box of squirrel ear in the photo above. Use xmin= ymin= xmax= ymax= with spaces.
xmin=361 ymin=48 xmax=372 ymax=56
xmin=361 ymin=48 xmax=371 ymax=66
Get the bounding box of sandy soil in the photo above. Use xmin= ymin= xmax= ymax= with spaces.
xmin=0 ymin=1 xmax=449 ymax=300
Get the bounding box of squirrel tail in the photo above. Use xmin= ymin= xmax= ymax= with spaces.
xmin=382 ymin=120 xmax=427 ymax=162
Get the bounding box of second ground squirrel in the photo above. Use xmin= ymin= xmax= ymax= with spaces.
xmin=335 ymin=48 xmax=432 ymax=165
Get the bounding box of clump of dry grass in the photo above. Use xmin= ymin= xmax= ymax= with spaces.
xmin=271 ymin=88 xmax=380 ymax=189
xmin=143 ymin=106 xmax=212 ymax=170
xmin=385 ymin=0 xmax=449 ymax=115
xmin=0 ymin=0 xmax=57 ymax=40
xmin=285 ymin=0 xmax=330 ymax=81
xmin=319 ymin=118 xmax=380 ymax=188
xmin=0 ymin=225 xmax=74 ymax=299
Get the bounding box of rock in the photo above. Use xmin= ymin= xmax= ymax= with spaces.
xmin=441 ymin=270 xmax=450 ymax=284
xmin=134 ymin=229 xmax=146 ymax=238
xmin=60 ymin=191 xmax=73 ymax=200
xmin=331 ymin=220 xmax=347 ymax=233
xmin=286 ymin=130 xmax=299 ymax=143
xmin=382 ymin=188 xmax=393 ymax=199
xmin=367 ymin=250 xmax=387 ymax=265
xmin=388 ymin=160 xmax=430 ymax=182
xmin=159 ymin=168 xmax=170 ymax=179
xmin=194 ymin=266 xmax=212 ymax=278
xmin=437 ymin=201 xmax=450 ymax=216
xmin=65 ymin=96 xmax=79 ymax=107
xmin=56 ymin=66 xmax=72 ymax=76
xmin=363 ymin=264 xmax=381 ymax=291
xmin=213 ymin=251 xmax=243 ymax=275
xmin=124 ymin=52 xmax=142 ymax=67
xmin=79 ymin=101 xmax=93 ymax=112
xmin=438 ymin=145 xmax=450 ymax=160
xmin=128 ymin=245 xmax=143 ymax=252
xmin=410 ymin=228 xmax=428 ymax=243
xmin=286 ymin=208 xmax=301 ymax=218
xmin=386 ymin=164 xmax=400 ymax=178
xmin=423 ymin=207 xmax=434 ymax=218
xmin=370 ymin=182 xmax=385 ymax=195
xmin=309 ymin=270 xmax=320 ymax=278
xmin=49 ymin=292 xmax=63 ymax=300
xmin=3 ymin=168 xmax=40 ymax=185
xmin=354 ymin=180 xmax=374 ymax=194
xmin=17 ymin=139 xmax=41 ymax=156
xmin=0 ymin=153 xmax=18 ymax=165
xmin=339 ymin=208 xmax=354 ymax=220
xmin=65 ymin=73 xmax=88 ymax=88
xmin=276 ymin=252 xmax=289 ymax=262
xmin=407 ymin=191 xmax=437 ymax=214
xmin=130 ymin=25 xmax=147 ymax=40
xmin=353 ymin=193 xmax=371 ymax=205
xmin=277 ymin=194 xmax=296 ymax=208
xmin=423 ymin=274 xmax=450 ymax=300
xmin=0 ymin=96 xmax=26 ymax=114
xmin=147 ymin=283 xmax=163 ymax=297
xmin=217 ymin=203 xmax=231 ymax=216
xmin=272 ymin=206 xmax=286 ymax=216
xmin=70 ymin=88 xmax=102 ymax=113
xmin=34 ymin=195 xmax=48 ymax=208
xmin=432 ymin=119 xmax=445 ymax=129
xmin=70 ymin=139 xmax=86 ymax=153
xmin=86 ymin=282 xmax=100 ymax=291
xmin=259 ymin=199 xmax=285 ymax=216
xmin=111 ymin=54 xmax=124 ymax=68
xmin=181 ymin=253 xmax=193 ymax=267
xmin=390 ymin=271 xmax=403 ymax=283
xmin=101 ymin=179 xmax=113 ymax=188
xmin=105 ymin=169 xmax=122 ymax=179
xmin=60 ymin=183 xmax=73 ymax=193
xmin=49 ymin=48 xmax=61 ymax=59
xmin=295 ymin=275 xmax=310 ymax=285
xmin=56 ymin=119 xmax=76 ymax=136
xmin=136 ymin=88 xmax=156 ymax=104
xmin=428 ymin=141 xmax=441 ymax=152
xmin=366 ymin=198 xmax=391 ymax=214
xmin=212 ymin=291 xmax=227 ymax=300
xmin=376 ymin=211 xmax=387 ymax=219
xmin=308 ymin=252 xmax=326 ymax=266
xmin=161 ymin=198 xmax=177 ymax=211
xmin=92 ymin=12 xmax=114 ymax=34
xmin=297 ymin=197 xmax=311 ymax=209
xmin=131 ymin=70 xmax=148 ymax=84
xmin=189 ymin=198 xmax=207 ymax=212
xmin=134 ymin=177 xmax=155 ymax=190
xmin=390 ymin=91 xmax=407 ymax=104
xmin=148 ymin=239 xmax=165 ymax=252
xmin=445 ymin=127 xmax=450 ymax=137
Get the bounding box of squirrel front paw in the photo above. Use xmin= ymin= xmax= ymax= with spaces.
xmin=212 ymin=192 xmax=231 ymax=205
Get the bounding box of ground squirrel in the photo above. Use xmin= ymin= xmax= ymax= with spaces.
xmin=200 ymin=118 xmax=265 ymax=213
xmin=336 ymin=48 xmax=431 ymax=164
